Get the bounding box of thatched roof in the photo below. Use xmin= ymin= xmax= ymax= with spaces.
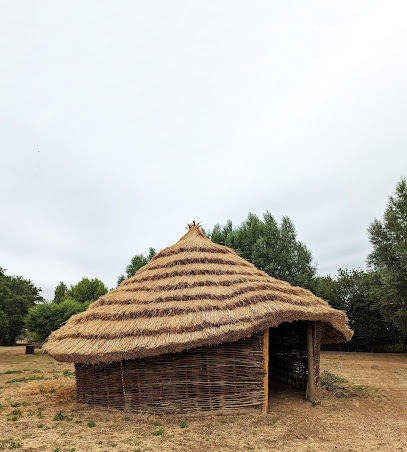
xmin=43 ymin=224 xmax=353 ymax=364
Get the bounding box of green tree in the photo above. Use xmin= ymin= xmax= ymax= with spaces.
xmin=26 ymin=276 xmax=107 ymax=341
xmin=0 ymin=309 xmax=9 ymax=344
xmin=315 ymin=269 xmax=404 ymax=352
xmin=66 ymin=278 xmax=108 ymax=304
xmin=209 ymin=212 xmax=316 ymax=290
xmin=314 ymin=275 xmax=344 ymax=310
xmin=26 ymin=298 xmax=89 ymax=341
xmin=53 ymin=281 xmax=68 ymax=304
xmin=208 ymin=220 xmax=233 ymax=245
xmin=367 ymin=177 xmax=407 ymax=334
xmin=117 ymin=247 xmax=156 ymax=286
xmin=346 ymin=271 xmax=403 ymax=352
xmin=0 ymin=267 xmax=43 ymax=345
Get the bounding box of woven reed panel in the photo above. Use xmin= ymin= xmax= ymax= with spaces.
xmin=75 ymin=334 xmax=264 ymax=413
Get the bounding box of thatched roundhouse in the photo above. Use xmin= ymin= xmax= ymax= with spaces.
xmin=43 ymin=223 xmax=352 ymax=413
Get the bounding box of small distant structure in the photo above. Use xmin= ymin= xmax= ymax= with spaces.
xmin=43 ymin=223 xmax=352 ymax=413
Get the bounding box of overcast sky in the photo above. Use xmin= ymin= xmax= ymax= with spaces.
xmin=1 ymin=1 xmax=406 ymax=300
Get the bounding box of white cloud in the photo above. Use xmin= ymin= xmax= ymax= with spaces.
xmin=1 ymin=1 xmax=406 ymax=297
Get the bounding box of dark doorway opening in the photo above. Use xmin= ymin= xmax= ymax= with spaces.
xmin=268 ymin=321 xmax=308 ymax=394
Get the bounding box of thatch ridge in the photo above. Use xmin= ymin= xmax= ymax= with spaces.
xmin=123 ymin=268 xmax=267 ymax=282
xmin=43 ymin=224 xmax=353 ymax=363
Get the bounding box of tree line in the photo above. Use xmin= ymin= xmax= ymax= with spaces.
xmin=0 ymin=275 xmax=108 ymax=343
xmin=0 ymin=268 xmax=42 ymax=345
xmin=1 ymin=178 xmax=406 ymax=351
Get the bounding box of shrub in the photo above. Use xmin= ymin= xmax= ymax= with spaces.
xmin=6 ymin=378 xmax=27 ymax=384
xmin=320 ymin=370 xmax=347 ymax=385
xmin=26 ymin=299 xmax=89 ymax=341
xmin=63 ymin=370 xmax=75 ymax=377
xmin=54 ymin=411 xmax=67 ymax=421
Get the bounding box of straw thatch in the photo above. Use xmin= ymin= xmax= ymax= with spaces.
xmin=43 ymin=223 xmax=352 ymax=364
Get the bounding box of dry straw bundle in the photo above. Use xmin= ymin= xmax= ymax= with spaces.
xmin=43 ymin=223 xmax=352 ymax=364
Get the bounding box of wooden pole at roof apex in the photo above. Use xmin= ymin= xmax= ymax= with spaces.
xmin=188 ymin=220 xmax=201 ymax=229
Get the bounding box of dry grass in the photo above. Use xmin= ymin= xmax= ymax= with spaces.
xmin=1 ymin=346 xmax=406 ymax=451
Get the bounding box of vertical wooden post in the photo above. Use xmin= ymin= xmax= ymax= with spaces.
xmin=104 ymin=366 xmax=110 ymax=408
xmin=306 ymin=321 xmax=316 ymax=402
xmin=185 ymin=359 xmax=189 ymax=400
xmin=232 ymin=341 xmax=237 ymax=402
xmin=136 ymin=362 xmax=142 ymax=413
xmin=92 ymin=366 xmax=96 ymax=405
xmin=159 ymin=366 xmax=163 ymax=401
xmin=262 ymin=327 xmax=269 ymax=414
xmin=120 ymin=360 xmax=126 ymax=400
xmin=206 ymin=350 xmax=213 ymax=411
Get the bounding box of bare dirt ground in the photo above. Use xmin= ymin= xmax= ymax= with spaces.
xmin=0 ymin=347 xmax=406 ymax=452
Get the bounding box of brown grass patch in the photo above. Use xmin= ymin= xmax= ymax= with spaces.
xmin=0 ymin=347 xmax=406 ymax=451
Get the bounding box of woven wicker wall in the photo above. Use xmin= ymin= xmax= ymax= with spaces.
xmin=75 ymin=334 xmax=264 ymax=414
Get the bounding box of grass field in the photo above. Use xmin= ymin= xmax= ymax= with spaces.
xmin=0 ymin=347 xmax=406 ymax=451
